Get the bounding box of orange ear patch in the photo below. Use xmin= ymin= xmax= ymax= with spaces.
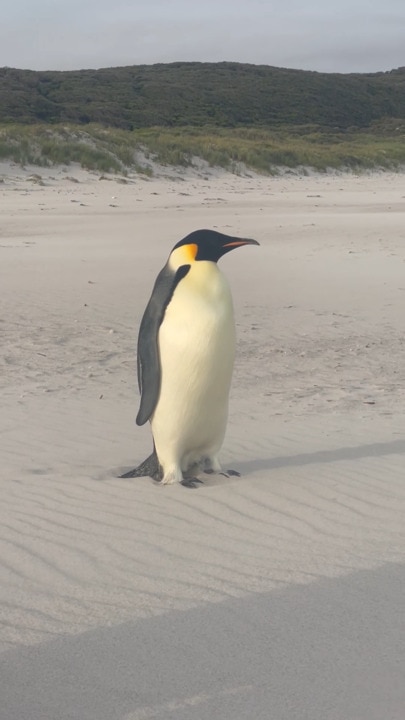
xmin=180 ymin=243 xmax=198 ymax=263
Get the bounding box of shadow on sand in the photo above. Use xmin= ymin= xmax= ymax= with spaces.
xmin=236 ymin=437 xmax=405 ymax=475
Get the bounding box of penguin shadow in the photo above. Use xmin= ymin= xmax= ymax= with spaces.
xmin=235 ymin=437 xmax=405 ymax=475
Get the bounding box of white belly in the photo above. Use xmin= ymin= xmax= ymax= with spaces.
xmin=151 ymin=262 xmax=236 ymax=481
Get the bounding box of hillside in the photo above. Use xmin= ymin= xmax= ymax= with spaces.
xmin=1 ymin=62 xmax=405 ymax=129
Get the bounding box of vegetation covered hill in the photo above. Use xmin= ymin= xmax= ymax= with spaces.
xmin=1 ymin=62 xmax=405 ymax=129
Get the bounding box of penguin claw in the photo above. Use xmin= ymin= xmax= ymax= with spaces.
xmin=181 ymin=477 xmax=203 ymax=489
xmin=219 ymin=469 xmax=241 ymax=478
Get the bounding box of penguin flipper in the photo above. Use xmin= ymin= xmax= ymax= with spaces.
xmin=136 ymin=263 xmax=191 ymax=425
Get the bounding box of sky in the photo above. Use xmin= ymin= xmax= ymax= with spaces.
xmin=1 ymin=0 xmax=404 ymax=74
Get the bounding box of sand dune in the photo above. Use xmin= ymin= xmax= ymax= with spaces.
xmin=1 ymin=164 xmax=405 ymax=718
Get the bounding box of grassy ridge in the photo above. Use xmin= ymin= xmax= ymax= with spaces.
xmin=1 ymin=63 xmax=405 ymax=129
xmin=1 ymin=123 xmax=405 ymax=174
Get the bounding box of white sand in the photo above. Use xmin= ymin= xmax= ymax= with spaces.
xmin=1 ymin=163 xmax=405 ymax=719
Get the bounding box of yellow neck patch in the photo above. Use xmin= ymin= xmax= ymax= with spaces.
xmin=180 ymin=243 xmax=198 ymax=263
xmin=170 ymin=243 xmax=198 ymax=268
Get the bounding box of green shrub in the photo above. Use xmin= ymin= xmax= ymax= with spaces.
xmin=1 ymin=122 xmax=404 ymax=174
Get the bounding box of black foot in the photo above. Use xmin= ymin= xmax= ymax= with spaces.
xmin=181 ymin=477 xmax=204 ymax=489
xmin=219 ymin=469 xmax=241 ymax=478
xmin=203 ymin=468 xmax=214 ymax=475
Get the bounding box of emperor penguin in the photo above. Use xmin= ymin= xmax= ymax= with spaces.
xmin=121 ymin=229 xmax=259 ymax=486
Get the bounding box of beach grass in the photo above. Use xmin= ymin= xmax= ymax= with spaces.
xmin=1 ymin=122 xmax=404 ymax=175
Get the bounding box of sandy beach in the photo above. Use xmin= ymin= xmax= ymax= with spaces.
xmin=1 ymin=163 xmax=405 ymax=719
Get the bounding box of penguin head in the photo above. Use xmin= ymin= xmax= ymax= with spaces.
xmin=169 ymin=229 xmax=259 ymax=268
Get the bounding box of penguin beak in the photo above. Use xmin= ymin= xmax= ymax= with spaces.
xmin=222 ymin=238 xmax=260 ymax=250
